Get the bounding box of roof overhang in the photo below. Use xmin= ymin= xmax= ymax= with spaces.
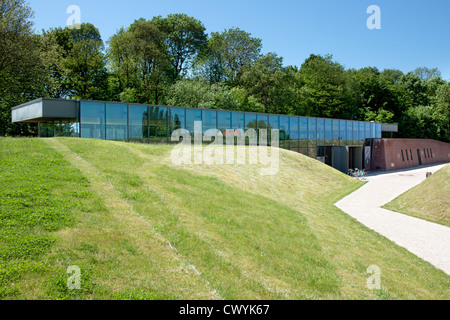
xmin=12 ymin=98 xmax=78 ymax=123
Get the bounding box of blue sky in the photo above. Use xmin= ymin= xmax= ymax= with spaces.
xmin=28 ymin=0 xmax=450 ymax=80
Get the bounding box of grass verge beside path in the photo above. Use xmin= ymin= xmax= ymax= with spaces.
xmin=383 ymin=164 xmax=450 ymax=227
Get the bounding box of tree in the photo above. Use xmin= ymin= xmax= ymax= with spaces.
xmin=197 ymin=27 xmax=262 ymax=84
xmin=351 ymin=67 xmax=400 ymax=122
xmin=299 ymin=54 xmax=357 ymax=119
xmin=0 ymin=0 xmax=40 ymax=136
xmin=152 ymin=14 xmax=207 ymax=79
xmin=64 ymin=23 xmax=108 ymax=99
xmin=413 ymin=67 xmax=442 ymax=81
xmin=240 ymin=52 xmax=285 ymax=114
xmin=162 ymin=78 xmax=236 ymax=110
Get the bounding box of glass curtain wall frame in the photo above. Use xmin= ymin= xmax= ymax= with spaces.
xmin=332 ymin=119 xmax=339 ymax=146
xmin=268 ymin=115 xmax=279 ymax=147
xmin=308 ymin=118 xmax=317 ymax=158
xmin=106 ymin=103 xmax=128 ymax=141
xmin=217 ymin=110 xmax=232 ymax=145
xmin=257 ymin=114 xmax=269 ymax=146
xmin=149 ymin=106 xmax=168 ymax=144
xmin=80 ymin=101 xmax=106 ymax=140
xmin=279 ymin=116 xmax=290 ymax=150
xmin=185 ymin=108 xmax=202 ymax=143
xmin=168 ymin=107 xmax=186 ymax=144
xmin=299 ymin=117 xmax=308 ymax=155
xmin=289 ymin=117 xmax=299 ymax=152
xmin=324 ymin=119 xmax=332 ymax=146
xmin=129 ymin=104 xmax=149 ymax=143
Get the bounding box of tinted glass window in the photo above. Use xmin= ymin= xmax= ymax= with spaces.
xmin=129 ymin=105 xmax=148 ymax=142
xmin=106 ymin=103 xmax=127 ymax=141
xmin=309 ymin=118 xmax=317 ymax=140
xmin=80 ymin=101 xmax=106 ymax=139
xmin=149 ymin=106 xmax=168 ymax=144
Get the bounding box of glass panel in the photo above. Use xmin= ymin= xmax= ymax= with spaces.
xmin=231 ymin=112 xmax=245 ymax=130
xmin=186 ymin=108 xmax=202 ymax=141
xmin=332 ymin=119 xmax=339 ymax=145
xmin=268 ymin=115 xmax=279 ymax=146
xmin=324 ymin=119 xmax=332 ymax=145
xmin=325 ymin=119 xmax=332 ymax=140
xmin=279 ymin=116 xmax=290 ymax=149
xmin=245 ymin=113 xmax=257 ymax=130
xmin=339 ymin=120 xmax=346 ymax=143
xmin=218 ymin=111 xmax=231 ymax=131
xmin=80 ymin=101 xmax=105 ymax=139
xmin=149 ymin=106 xmax=168 ymax=144
xmin=244 ymin=113 xmax=257 ymax=145
xmin=347 ymin=121 xmax=352 ymax=142
xmin=218 ymin=111 xmax=231 ymax=143
xmin=359 ymin=122 xmax=365 ymax=141
xmin=257 ymin=114 xmax=269 ymax=146
xmin=353 ymin=121 xmax=359 ymax=142
xmin=202 ymin=109 xmax=217 ymax=133
xmin=269 ymin=115 xmax=279 ymax=131
xmin=300 ymin=118 xmax=308 ymax=149
xmin=308 ymin=118 xmax=316 ymax=140
xmin=371 ymin=122 xmax=376 ymax=138
xmin=168 ymin=107 xmax=185 ymax=144
xmin=317 ymin=119 xmax=325 ymax=141
xmin=365 ymin=122 xmax=371 ymax=140
xmin=376 ymin=123 xmax=382 ymax=138
xmin=106 ymin=103 xmax=128 ymax=141
xmin=129 ymin=105 xmax=148 ymax=143
xmin=289 ymin=117 xmax=299 ymax=151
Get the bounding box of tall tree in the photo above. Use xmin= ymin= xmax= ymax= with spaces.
xmin=240 ymin=52 xmax=285 ymax=114
xmin=0 ymin=0 xmax=39 ymax=135
xmin=151 ymin=14 xmax=207 ymax=79
xmin=299 ymin=54 xmax=356 ymax=119
xmin=197 ymin=27 xmax=262 ymax=84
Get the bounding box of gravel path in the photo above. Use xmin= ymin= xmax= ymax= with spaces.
xmin=335 ymin=164 xmax=450 ymax=275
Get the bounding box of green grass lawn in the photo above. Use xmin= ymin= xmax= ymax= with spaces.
xmin=383 ymin=164 xmax=450 ymax=227
xmin=0 ymin=137 xmax=448 ymax=300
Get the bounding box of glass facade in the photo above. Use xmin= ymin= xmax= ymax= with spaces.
xmin=106 ymin=103 xmax=128 ymax=141
xmin=80 ymin=101 xmax=105 ymax=139
xmin=129 ymin=105 xmax=148 ymax=143
xmin=77 ymin=100 xmax=383 ymax=160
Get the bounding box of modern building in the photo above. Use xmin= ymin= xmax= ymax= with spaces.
xmin=12 ymin=98 xmax=400 ymax=173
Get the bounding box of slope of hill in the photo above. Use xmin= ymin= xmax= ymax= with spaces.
xmin=0 ymin=138 xmax=448 ymax=300
xmin=384 ymin=164 xmax=450 ymax=227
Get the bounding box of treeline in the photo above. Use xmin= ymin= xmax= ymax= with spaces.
xmin=1 ymin=0 xmax=449 ymax=141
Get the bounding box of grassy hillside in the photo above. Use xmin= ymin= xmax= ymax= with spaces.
xmin=0 ymin=138 xmax=448 ymax=300
xmin=384 ymin=164 xmax=450 ymax=227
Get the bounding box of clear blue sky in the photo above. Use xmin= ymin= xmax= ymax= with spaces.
xmin=28 ymin=0 xmax=450 ymax=80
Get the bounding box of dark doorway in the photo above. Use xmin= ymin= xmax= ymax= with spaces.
xmin=417 ymin=149 xmax=422 ymax=165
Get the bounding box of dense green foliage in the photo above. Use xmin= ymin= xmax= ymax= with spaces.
xmin=1 ymin=0 xmax=449 ymax=141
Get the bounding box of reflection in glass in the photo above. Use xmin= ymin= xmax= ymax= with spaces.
xmin=149 ymin=106 xmax=168 ymax=144
xmin=290 ymin=117 xmax=299 ymax=151
xmin=129 ymin=105 xmax=149 ymax=143
xmin=279 ymin=116 xmax=290 ymax=149
xmin=80 ymin=101 xmax=105 ymax=139
xmin=106 ymin=103 xmax=128 ymax=141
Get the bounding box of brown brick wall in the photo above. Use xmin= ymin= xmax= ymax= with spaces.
xmin=371 ymin=139 xmax=450 ymax=171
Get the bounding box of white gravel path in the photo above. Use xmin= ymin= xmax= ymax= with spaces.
xmin=335 ymin=163 xmax=450 ymax=275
